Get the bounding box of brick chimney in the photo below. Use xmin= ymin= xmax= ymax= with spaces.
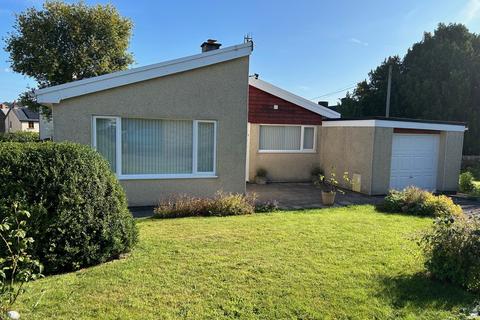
xmin=201 ymin=39 xmax=221 ymax=52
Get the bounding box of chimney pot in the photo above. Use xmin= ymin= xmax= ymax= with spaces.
xmin=201 ymin=39 xmax=221 ymax=52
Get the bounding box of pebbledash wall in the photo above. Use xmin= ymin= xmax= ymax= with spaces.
xmin=248 ymin=123 xmax=322 ymax=181
xmin=319 ymin=125 xmax=464 ymax=195
xmin=51 ymin=57 xmax=250 ymax=206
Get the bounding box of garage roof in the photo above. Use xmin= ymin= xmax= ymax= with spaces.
xmin=322 ymin=117 xmax=467 ymax=132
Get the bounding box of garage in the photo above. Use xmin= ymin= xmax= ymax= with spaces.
xmin=390 ymin=133 xmax=439 ymax=191
xmin=320 ymin=117 xmax=467 ymax=195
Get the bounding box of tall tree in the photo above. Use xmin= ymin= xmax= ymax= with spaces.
xmin=4 ymin=0 xmax=133 ymax=114
xmin=337 ymin=23 xmax=480 ymax=155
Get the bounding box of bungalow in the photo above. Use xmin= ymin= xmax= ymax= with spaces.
xmin=35 ymin=39 xmax=466 ymax=206
xmin=247 ymin=78 xmax=465 ymax=194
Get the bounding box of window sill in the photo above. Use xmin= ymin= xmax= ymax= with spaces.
xmin=118 ymin=174 xmax=218 ymax=180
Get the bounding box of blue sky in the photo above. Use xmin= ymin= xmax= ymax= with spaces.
xmin=1 ymin=0 xmax=480 ymax=105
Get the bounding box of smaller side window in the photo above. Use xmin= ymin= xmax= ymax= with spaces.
xmin=302 ymin=126 xmax=315 ymax=151
xmin=28 ymin=121 xmax=34 ymax=129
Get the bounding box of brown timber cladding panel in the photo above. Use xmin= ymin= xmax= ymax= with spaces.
xmin=248 ymin=85 xmax=323 ymax=125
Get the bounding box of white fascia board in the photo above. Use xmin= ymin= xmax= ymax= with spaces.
xmin=36 ymin=42 xmax=253 ymax=104
xmin=322 ymin=119 xmax=466 ymax=132
xmin=248 ymin=78 xmax=341 ymax=119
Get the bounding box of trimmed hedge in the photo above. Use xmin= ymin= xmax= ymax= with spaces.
xmin=378 ymin=187 xmax=463 ymax=217
xmin=0 ymin=142 xmax=138 ymax=274
xmin=0 ymin=132 xmax=39 ymax=142
xmin=421 ymin=215 xmax=480 ymax=292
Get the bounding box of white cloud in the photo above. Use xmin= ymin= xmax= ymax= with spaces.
xmin=4 ymin=68 xmax=12 ymax=73
xmin=461 ymin=0 xmax=480 ymax=24
xmin=349 ymin=38 xmax=368 ymax=46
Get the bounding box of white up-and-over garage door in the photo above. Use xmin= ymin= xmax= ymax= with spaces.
xmin=389 ymin=133 xmax=440 ymax=191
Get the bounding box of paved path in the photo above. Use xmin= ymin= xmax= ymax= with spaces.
xmin=129 ymin=183 xmax=480 ymax=217
xmin=247 ymin=182 xmax=383 ymax=210
xmin=451 ymin=196 xmax=480 ymax=216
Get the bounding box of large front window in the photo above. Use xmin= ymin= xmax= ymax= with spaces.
xmin=259 ymin=125 xmax=316 ymax=152
xmin=93 ymin=117 xmax=216 ymax=179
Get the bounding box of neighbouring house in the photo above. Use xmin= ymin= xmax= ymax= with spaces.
xmin=5 ymin=106 xmax=39 ymax=133
xmin=35 ymin=39 xmax=467 ymax=206
xmin=35 ymin=40 xmax=253 ymax=206
xmin=0 ymin=103 xmax=8 ymax=133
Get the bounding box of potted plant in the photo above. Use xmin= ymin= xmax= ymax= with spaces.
xmin=310 ymin=167 xmax=323 ymax=183
xmin=255 ymin=168 xmax=268 ymax=185
xmin=314 ymin=170 xmax=351 ymax=205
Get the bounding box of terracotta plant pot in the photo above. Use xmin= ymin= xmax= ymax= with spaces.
xmin=321 ymin=191 xmax=336 ymax=206
xmin=255 ymin=176 xmax=267 ymax=185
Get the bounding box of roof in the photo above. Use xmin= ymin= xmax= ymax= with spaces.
xmin=322 ymin=117 xmax=466 ymax=132
xmin=35 ymin=41 xmax=254 ymax=105
xmin=11 ymin=108 xmax=39 ymax=122
xmin=248 ymin=77 xmax=341 ymax=119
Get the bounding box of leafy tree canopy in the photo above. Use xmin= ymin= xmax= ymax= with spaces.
xmin=4 ymin=0 xmax=133 ymax=114
xmin=335 ymin=23 xmax=480 ymax=155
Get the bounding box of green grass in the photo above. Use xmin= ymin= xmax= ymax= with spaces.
xmin=14 ymin=205 xmax=475 ymax=319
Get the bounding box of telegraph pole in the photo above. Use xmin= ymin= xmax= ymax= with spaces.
xmin=385 ymin=64 xmax=392 ymax=117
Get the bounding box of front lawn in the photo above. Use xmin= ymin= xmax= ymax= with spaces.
xmin=15 ymin=205 xmax=474 ymax=319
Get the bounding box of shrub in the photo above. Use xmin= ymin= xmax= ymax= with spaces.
xmin=420 ymin=215 xmax=480 ymax=292
xmin=459 ymin=171 xmax=475 ymax=193
xmin=378 ymin=187 xmax=463 ymax=217
xmin=462 ymin=162 xmax=480 ymax=180
xmin=255 ymin=200 xmax=279 ymax=213
xmin=0 ymin=204 xmax=43 ymax=318
xmin=154 ymin=192 xmax=256 ymax=219
xmin=0 ymin=142 xmax=138 ymax=274
xmin=0 ymin=132 xmax=39 ymax=142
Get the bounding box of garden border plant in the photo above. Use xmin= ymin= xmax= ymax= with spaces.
xmin=377 ymin=186 xmax=463 ymax=218
xmin=154 ymin=191 xmax=257 ymax=219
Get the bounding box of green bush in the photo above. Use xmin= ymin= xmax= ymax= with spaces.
xmin=462 ymin=162 xmax=480 ymax=180
xmin=255 ymin=200 xmax=279 ymax=213
xmin=378 ymin=187 xmax=463 ymax=217
xmin=420 ymin=215 xmax=480 ymax=292
xmin=0 ymin=132 xmax=39 ymax=142
xmin=0 ymin=204 xmax=43 ymax=318
xmin=459 ymin=172 xmax=475 ymax=193
xmin=0 ymin=142 xmax=138 ymax=274
xmin=154 ymin=192 xmax=255 ymax=219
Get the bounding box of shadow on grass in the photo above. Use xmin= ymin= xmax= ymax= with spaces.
xmin=378 ymin=272 xmax=476 ymax=310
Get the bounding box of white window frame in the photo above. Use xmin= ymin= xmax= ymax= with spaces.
xmin=258 ymin=124 xmax=317 ymax=153
xmin=92 ymin=116 xmax=217 ymax=180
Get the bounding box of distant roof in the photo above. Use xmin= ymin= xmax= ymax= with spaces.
xmin=12 ymin=108 xmax=39 ymax=122
xmin=35 ymin=41 xmax=254 ymax=105
xmin=248 ymin=77 xmax=341 ymax=119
